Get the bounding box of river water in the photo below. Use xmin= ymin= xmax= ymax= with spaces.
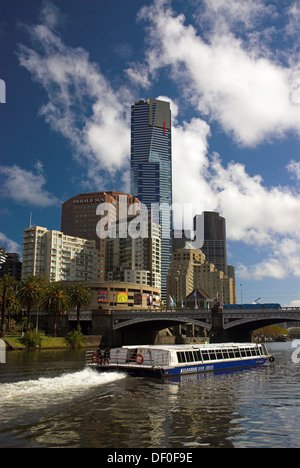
xmin=0 ymin=342 xmax=299 ymax=449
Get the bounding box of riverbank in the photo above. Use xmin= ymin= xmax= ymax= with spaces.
xmin=3 ymin=334 xmax=102 ymax=350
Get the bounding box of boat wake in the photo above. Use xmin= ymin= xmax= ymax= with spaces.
xmin=0 ymin=368 xmax=126 ymax=410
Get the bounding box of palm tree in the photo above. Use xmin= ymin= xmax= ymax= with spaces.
xmin=17 ymin=275 xmax=44 ymax=331
xmin=6 ymin=288 xmax=21 ymax=331
xmin=0 ymin=274 xmax=16 ymax=337
xmin=68 ymin=282 xmax=92 ymax=330
xmin=42 ymin=282 xmax=69 ymax=337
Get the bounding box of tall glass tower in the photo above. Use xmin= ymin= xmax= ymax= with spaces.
xmin=130 ymin=98 xmax=172 ymax=302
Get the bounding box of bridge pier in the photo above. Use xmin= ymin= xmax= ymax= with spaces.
xmin=209 ymin=305 xmax=253 ymax=343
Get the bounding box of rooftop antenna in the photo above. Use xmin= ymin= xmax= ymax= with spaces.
xmin=29 ymin=212 xmax=32 ymax=228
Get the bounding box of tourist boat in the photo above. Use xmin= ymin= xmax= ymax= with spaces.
xmin=85 ymin=342 xmax=274 ymax=377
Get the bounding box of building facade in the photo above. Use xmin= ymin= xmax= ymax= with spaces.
xmin=130 ymin=98 xmax=172 ymax=301
xmin=61 ymin=191 xmax=140 ymax=281
xmin=21 ymin=226 xmax=98 ymax=283
xmin=167 ymin=248 xmax=236 ymax=306
xmin=0 ymin=248 xmax=22 ymax=280
xmin=106 ymin=217 xmax=161 ymax=290
xmin=194 ymin=212 xmax=228 ymax=275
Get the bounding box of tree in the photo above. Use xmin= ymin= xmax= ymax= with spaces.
xmin=64 ymin=328 xmax=86 ymax=349
xmin=42 ymin=282 xmax=69 ymax=337
xmin=0 ymin=274 xmax=16 ymax=337
xmin=68 ymin=282 xmax=92 ymax=330
xmin=17 ymin=275 xmax=44 ymax=331
xmin=6 ymin=288 xmax=21 ymax=331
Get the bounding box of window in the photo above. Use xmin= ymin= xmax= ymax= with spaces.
xmin=193 ymin=350 xmax=202 ymax=361
xmin=202 ymin=350 xmax=210 ymax=361
xmin=177 ymin=352 xmax=186 ymax=363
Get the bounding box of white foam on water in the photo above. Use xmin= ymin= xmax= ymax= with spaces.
xmin=0 ymin=368 xmax=126 ymax=408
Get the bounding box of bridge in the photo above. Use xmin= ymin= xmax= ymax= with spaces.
xmin=111 ymin=306 xmax=300 ymax=344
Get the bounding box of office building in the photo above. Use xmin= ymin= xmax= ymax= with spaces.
xmin=194 ymin=211 xmax=227 ymax=275
xmin=167 ymin=248 xmax=236 ymax=305
xmin=130 ymin=98 xmax=172 ymax=301
xmin=61 ymin=191 xmax=140 ymax=281
xmin=21 ymin=226 xmax=98 ymax=282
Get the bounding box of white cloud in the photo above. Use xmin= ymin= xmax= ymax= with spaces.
xmin=288 ymin=299 xmax=300 ymax=307
xmin=17 ymin=2 xmax=130 ymax=189
xmin=134 ymin=0 xmax=300 ymax=146
xmin=0 ymin=161 xmax=60 ymax=207
xmin=0 ymin=232 xmax=22 ymax=254
xmin=287 ymin=160 xmax=300 ymax=181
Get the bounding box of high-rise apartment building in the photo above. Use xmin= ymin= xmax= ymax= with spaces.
xmin=130 ymin=98 xmax=172 ymax=301
xmin=61 ymin=191 xmax=140 ymax=281
xmin=21 ymin=226 xmax=98 ymax=282
xmin=106 ymin=217 xmax=161 ymax=290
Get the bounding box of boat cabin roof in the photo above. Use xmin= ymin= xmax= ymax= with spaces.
xmin=121 ymin=343 xmax=260 ymax=351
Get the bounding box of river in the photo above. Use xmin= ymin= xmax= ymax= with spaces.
xmin=0 ymin=342 xmax=299 ymax=449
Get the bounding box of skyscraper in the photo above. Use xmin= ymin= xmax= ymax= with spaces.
xmin=194 ymin=212 xmax=227 ymax=275
xmin=130 ymin=98 xmax=172 ymax=301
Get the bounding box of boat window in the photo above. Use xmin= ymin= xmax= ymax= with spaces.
xmin=246 ymin=348 xmax=252 ymax=357
xmin=228 ymin=349 xmax=235 ymax=358
xmin=251 ymin=348 xmax=257 ymax=356
xmin=193 ymin=350 xmax=202 ymax=361
xmin=202 ymin=350 xmax=210 ymax=361
xmin=234 ymin=348 xmax=241 ymax=358
xmin=216 ymin=349 xmax=224 ymax=359
xmin=258 ymin=346 xmax=263 ymax=356
xmin=223 ymin=349 xmax=229 ymax=359
xmin=240 ymin=348 xmax=246 ymax=357
xmin=177 ymin=352 xmax=186 ymax=363
xmin=209 ymin=350 xmax=217 ymax=360
xmin=185 ymin=351 xmax=193 ymax=362
xmin=127 ymin=349 xmax=138 ymax=362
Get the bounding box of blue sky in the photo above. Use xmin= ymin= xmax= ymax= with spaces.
xmin=0 ymin=0 xmax=299 ymax=306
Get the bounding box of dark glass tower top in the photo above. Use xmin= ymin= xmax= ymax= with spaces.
xmin=194 ymin=211 xmax=228 ymax=275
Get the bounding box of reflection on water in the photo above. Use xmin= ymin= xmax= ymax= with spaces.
xmin=0 ymin=343 xmax=299 ymax=448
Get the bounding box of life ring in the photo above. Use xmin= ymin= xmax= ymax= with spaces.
xmin=91 ymin=352 xmax=99 ymax=363
xmin=269 ymin=356 xmax=275 ymax=363
xmin=135 ymin=354 xmax=144 ymax=364
xmin=102 ymin=358 xmax=109 ymax=366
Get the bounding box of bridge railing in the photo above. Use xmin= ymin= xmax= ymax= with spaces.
xmin=112 ymin=308 xmax=209 ymax=314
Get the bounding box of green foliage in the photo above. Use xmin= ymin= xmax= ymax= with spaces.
xmin=42 ymin=282 xmax=69 ymax=337
xmin=20 ymin=330 xmax=43 ymax=349
xmin=64 ymin=328 xmax=86 ymax=349
xmin=68 ymin=282 xmax=92 ymax=329
xmin=1 ymin=274 xmax=17 ymax=337
xmin=254 ymin=325 xmax=288 ymax=336
xmin=17 ymin=275 xmax=44 ymax=331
